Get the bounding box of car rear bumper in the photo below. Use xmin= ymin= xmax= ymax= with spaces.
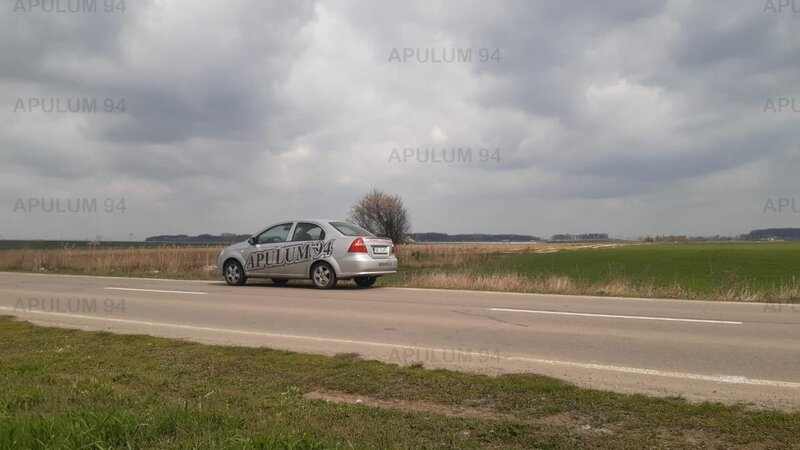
xmin=335 ymin=254 xmax=398 ymax=278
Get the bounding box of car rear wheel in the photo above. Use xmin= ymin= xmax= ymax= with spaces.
xmin=354 ymin=276 xmax=377 ymax=288
xmin=223 ymin=260 xmax=247 ymax=286
xmin=311 ymin=262 xmax=337 ymax=289
xmin=271 ymin=278 xmax=289 ymax=286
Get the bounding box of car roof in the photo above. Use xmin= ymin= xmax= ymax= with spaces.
xmin=282 ymin=219 xmax=342 ymax=224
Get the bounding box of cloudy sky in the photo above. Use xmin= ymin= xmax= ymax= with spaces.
xmin=1 ymin=0 xmax=799 ymax=240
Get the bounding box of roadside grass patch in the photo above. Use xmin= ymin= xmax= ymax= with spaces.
xmin=1 ymin=316 xmax=799 ymax=448
xmin=384 ymin=242 xmax=800 ymax=302
xmin=1 ymin=242 xmax=799 ymax=301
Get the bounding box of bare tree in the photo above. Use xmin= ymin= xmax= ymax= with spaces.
xmin=348 ymin=188 xmax=411 ymax=244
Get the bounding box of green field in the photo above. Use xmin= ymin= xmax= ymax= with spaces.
xmin=485 ymin=243 xmax=800 ymax=294
xmin=386 ymin=242 xmax=800 ymax=301
xmin=2 ymin=316 xmax=799 ymax=449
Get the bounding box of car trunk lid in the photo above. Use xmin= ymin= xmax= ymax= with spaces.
xmin=365 ymin=238 xmax=392 ymax=258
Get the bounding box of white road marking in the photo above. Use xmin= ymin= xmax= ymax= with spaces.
xmin=104 ymin=287 xmax=207 ymax=295
xmin=0 ymin=271 xmax=215 ymax=283
xmin=489 ymin=307 xmax=742 ymax=325
xmin=385 ymin=286 xmax=778 ymax=306
xmin=4 ymin=273 xmax=797 ymax=307
xmin=1 ymin=306 xmax=794 ymax=389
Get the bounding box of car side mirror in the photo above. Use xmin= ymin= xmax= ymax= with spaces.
xmin=247 ymin=237 xmax=257 ymax=245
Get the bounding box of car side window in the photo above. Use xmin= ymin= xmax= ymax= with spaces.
xmin=291 ymin=222 xmax=325 ymax=241
xmin=257 ymin=223 xmax=293 ymax=244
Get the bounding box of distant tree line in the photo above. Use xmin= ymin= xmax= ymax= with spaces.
xmin=145 ymin=232 xmax=544 ymax=244
xmin=409 ymin=233 xmax=541 ymax=243
xmin=144 ymin=231 xmax=622 ymax=244
xmin=641 ymin=235 xmax=690 ymax=243
xmin=549 ymin=233 xmax=609 ymax=242
xmin=145 ymin=233 xmax=250 ymax=244
xmin=140 ymin=228 xmax=800 ymax=244
xmin=740 ymin=228 xmax=800 ymax=241
xmin=638 ymin=229 xmax=800 ymax=242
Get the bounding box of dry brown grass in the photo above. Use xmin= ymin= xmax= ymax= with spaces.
xmin=1 ymin=243 xmax=796 ymax=302
xmin=0 ymin=247 xmax=223 ymax=279
xmin=0 ymin=243 xmax=617 ymax=277
xmin=391 ymin=270 xmax=691 ymax=298
xmin=395 ymin=242 xmax=630 ymax=269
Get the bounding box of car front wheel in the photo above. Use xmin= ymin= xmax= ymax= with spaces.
xmin=354 ymin=276 xmax=377 ymax=288
xmin=223 ymin=260 xmax=247 ymax=286
xmin=311 ymin=262 xmax=337 ymax=289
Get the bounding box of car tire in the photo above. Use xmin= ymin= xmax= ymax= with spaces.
xmin=354 ymin=276 xmax=377 ymax=288
xmin=271 ymin=278 xmax=289 ymax=286
xmin=310 ymin=262 xmax=337 ymax=289
xmin=223 ymin=260 xmax=247 ymax=286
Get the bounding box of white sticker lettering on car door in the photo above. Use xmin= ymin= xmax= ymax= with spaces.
xmin=245 ymin=239 xmax=335 ymax=270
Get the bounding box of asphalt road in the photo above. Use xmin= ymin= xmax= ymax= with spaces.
xmin=2 ymin=272 xmax=800 ymax=410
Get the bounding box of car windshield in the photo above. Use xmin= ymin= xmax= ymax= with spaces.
xmin=329 ymin=222 xmax=375 ymax=237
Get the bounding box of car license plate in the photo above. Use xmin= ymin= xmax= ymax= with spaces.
xmin=372 ymin=246 xmax=389 ymax=255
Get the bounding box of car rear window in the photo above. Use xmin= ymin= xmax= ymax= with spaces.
xmin=330 ymin=222 xmax=375 ymax=237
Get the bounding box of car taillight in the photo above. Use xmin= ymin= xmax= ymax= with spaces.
xmin=348 ymin=237 xmax=368 ymax=253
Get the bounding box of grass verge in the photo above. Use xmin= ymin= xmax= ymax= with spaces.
xmin=2 ymin=316 xmax=799 ymax=449
xmin=1 ymin=242 xmax=799 ymax=302
xmin=385 ymin=242 xmax=800 ymax=302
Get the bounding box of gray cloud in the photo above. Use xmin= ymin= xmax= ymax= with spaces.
xmin=1 ymin=0 xmax=799 ymax=240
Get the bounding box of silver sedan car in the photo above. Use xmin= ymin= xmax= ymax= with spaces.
xmin=217 ymin=219 xmax=398 ymax=289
